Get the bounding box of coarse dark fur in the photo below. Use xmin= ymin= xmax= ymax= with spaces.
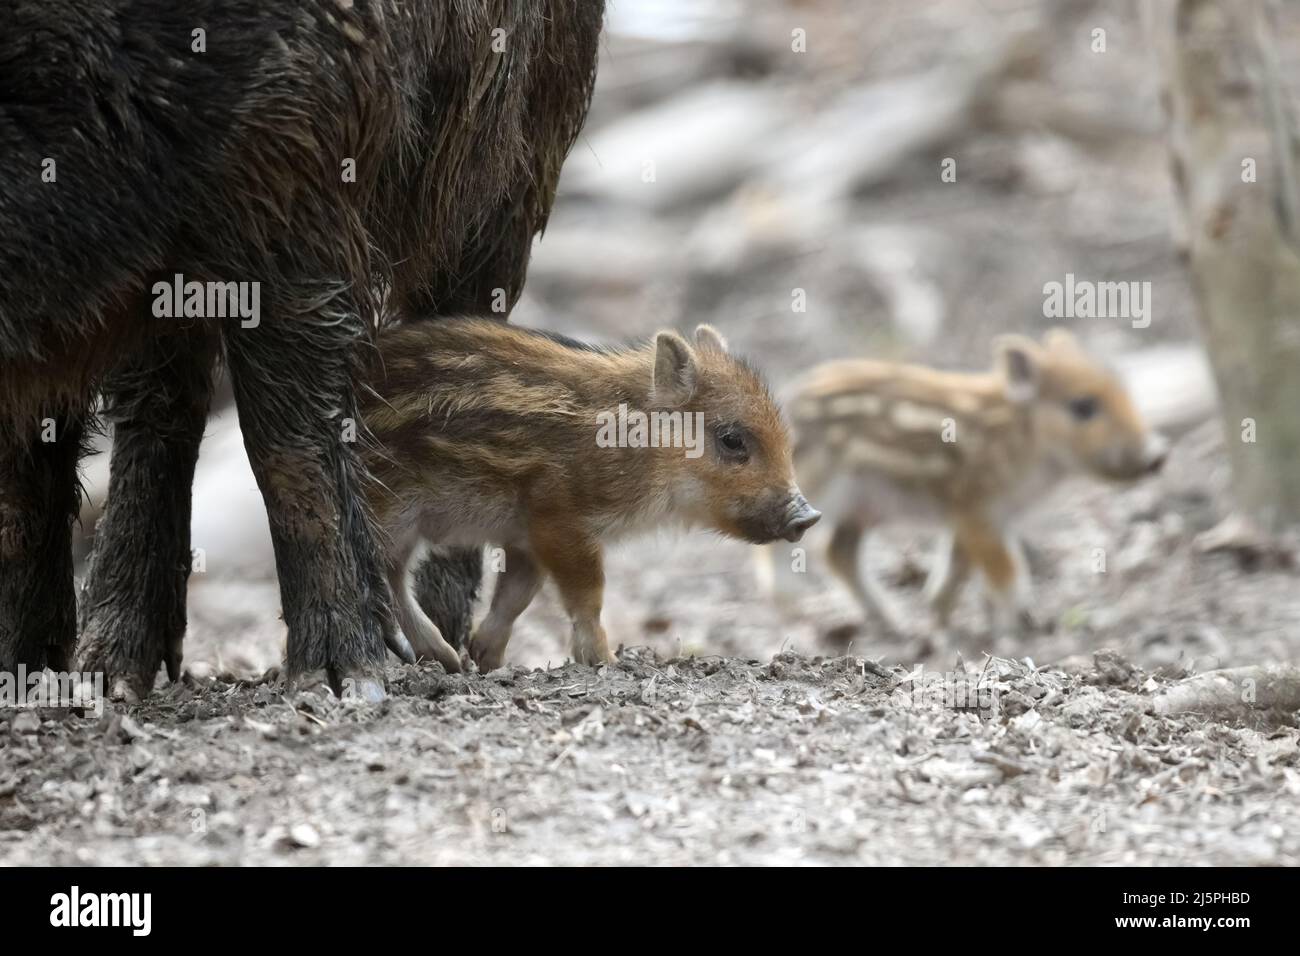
xmin=0 ymin=0 xmax=604 ymax=698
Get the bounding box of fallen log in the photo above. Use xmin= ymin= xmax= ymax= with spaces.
xmin=1151 ymin=664 xmax=1300 ymax=723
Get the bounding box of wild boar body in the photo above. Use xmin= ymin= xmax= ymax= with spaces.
xmin=1 ymin=0 xmax=603 ymax=400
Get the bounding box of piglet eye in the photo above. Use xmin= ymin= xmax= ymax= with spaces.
xmin=1069 ymin=396 xmax=1099 ymax=421
xmin=716 ymin=426 xmax=749 ymax=462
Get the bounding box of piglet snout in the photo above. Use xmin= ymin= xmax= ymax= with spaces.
xmin=781 ymin=493 xmax=821 ymax=542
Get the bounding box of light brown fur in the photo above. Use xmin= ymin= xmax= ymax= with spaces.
xmin=777 ymin=329 xmax=1166 ymax=636
xmin=362 ymin=318 xmax=818 ymax=671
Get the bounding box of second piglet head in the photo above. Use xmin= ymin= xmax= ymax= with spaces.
xmin=996 ymin=328 xmax=1168 ymax=482
xmin=651 ymin=325 xmax=820 ymax=544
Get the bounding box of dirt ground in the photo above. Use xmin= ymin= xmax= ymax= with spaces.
xmin=5 ymin=0 xmax=1300 ymax=865
xmin=3 ymin=640 xmax=1298 ymax=866
xmin=5 ymin=426 xmax=1300 ymax=864
xmin=5 ymin=422 xmax=1300 ymax=865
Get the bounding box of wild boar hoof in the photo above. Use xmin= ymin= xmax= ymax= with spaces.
xmin=110 ymin=677 xmax=143 ymax=705
xmin=327 ymin=667 xmax=388 ymax=704
xmin=340 ymin=677 xmax=387 ymax=704
xmin=164 ymin=642 xmax=184 ymax=683
xmin=76 ymin=639 xmax=157 ymax=704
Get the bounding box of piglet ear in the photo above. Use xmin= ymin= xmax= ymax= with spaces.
xmin=1043 ymin=327 xmax=1081 ymax=354
xmin=993 ymin=334 xmax=1041 ymax=404
xmin=694 ymin=324 xmax=728 ymax=353
xmin=652 ymin=331 xmax=697 ymax=406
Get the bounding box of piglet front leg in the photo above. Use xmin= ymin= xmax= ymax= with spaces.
xmin=530 ymin=521 xmax=616 ymax=668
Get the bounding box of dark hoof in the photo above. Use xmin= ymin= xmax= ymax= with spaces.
xmin=77 ymin=637 xmax=158 ymax=703
xmin=110 ymin=677 xmax=143 ymax=705
xmin=341 ymin=677 xmax=386 ymax=703
xmin=164 ymin=638 xmax=184 ymax=683
xmin=324 ymin=666 xmax=387 ymax=703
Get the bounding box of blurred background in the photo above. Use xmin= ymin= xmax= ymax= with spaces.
xmin=77 ymin=0 xmax=1300 ymax=680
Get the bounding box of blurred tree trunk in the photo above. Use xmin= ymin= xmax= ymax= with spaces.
xmin=1149 ymin=0 xmax=1300 ymax=531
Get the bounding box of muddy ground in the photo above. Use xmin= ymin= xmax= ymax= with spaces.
xmin=5 ymin=0 xmax=1300 ymax=865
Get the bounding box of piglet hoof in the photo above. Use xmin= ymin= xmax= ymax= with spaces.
xmin=468 ymin=634 xmax=506 ymax=673
xmin=411 ymin=635 xmax=463 ymax=674
xmin=417 ymin=648 xmax=462 ymax=675
xmin=572 ymin=644 xmax=617 ymax=669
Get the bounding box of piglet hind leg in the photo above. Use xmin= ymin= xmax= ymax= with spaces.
xmin=469 ymin=547 xmax=543 ymax=672
xmin=222 ymin=304 xmax=393 ymax=702
xmin=530 ymin=523 xmax=616 ymax=668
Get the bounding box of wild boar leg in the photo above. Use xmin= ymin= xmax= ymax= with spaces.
xmin=77 ymin=328 xmax=217 ymax=700
xmin=222 ymin=309 xmax=392 ymax=700
xmin=0 ymin=411 xmax=84 ymax=673
xmin=529 ymin=525 xmax=615 ymax=667
xmin=922 ymin=529 xmax=972 ymax=628
xmin=826 ymin=519 xmax=906 ymax=637
xmin=468 ymin=547 xmax=544 ymax=672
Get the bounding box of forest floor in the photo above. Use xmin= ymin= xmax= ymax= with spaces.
xmin=3 ymin=607 xmax=1297 ymax=865
xmin=4 ymin=421 xmax=1299 ymax=865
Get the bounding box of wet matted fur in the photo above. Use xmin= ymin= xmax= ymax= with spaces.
xmin=0 ymin=0 xmax=604 ymax=697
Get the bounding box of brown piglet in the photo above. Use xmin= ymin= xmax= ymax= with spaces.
xmin=772 ymin=329 xmax=1167 ymax=637
xmin=362 ymin=318 xmax=819 ymax=672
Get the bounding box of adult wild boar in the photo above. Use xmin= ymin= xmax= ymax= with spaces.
xmin=0 ymin=0 xmax=605 ymax=700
